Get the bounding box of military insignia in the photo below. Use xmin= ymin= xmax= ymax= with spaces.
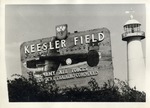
xmin=56 ymin=24 xmax=68 ymax=40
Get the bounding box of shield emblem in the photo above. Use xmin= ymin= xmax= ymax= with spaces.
xmin=56 ymin=24 xmax=68 ymax=40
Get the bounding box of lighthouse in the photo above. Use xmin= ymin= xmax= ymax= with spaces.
xmin=122 ymin=10 xmax=145 ymax=91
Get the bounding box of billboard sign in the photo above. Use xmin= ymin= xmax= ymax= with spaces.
xmin=20 ymin=24 xmax=114 ymax=87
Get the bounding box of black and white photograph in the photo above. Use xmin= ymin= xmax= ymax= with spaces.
xmin=1 ymin=0 xmax=150 ymax=108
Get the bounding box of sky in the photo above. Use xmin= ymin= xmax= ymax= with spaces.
xmin=5 ymin=4 xmax=145 ymax=81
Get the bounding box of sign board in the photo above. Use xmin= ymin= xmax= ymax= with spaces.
xmin=20 ymin=24 xmax=114 ymax=87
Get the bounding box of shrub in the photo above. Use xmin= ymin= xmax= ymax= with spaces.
xmin=7 ymin=74 xmax=146 ymax=102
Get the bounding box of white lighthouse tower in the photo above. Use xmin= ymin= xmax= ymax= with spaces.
xmin=122 ymin=10 xmax=145 ymax=91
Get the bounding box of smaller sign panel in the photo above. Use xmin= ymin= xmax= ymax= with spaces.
xmin=56 ymin=24 xmax=68 ymax=40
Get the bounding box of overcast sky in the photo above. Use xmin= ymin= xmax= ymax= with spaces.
xmin=5 ymin=4 xmax=145 ymax=81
